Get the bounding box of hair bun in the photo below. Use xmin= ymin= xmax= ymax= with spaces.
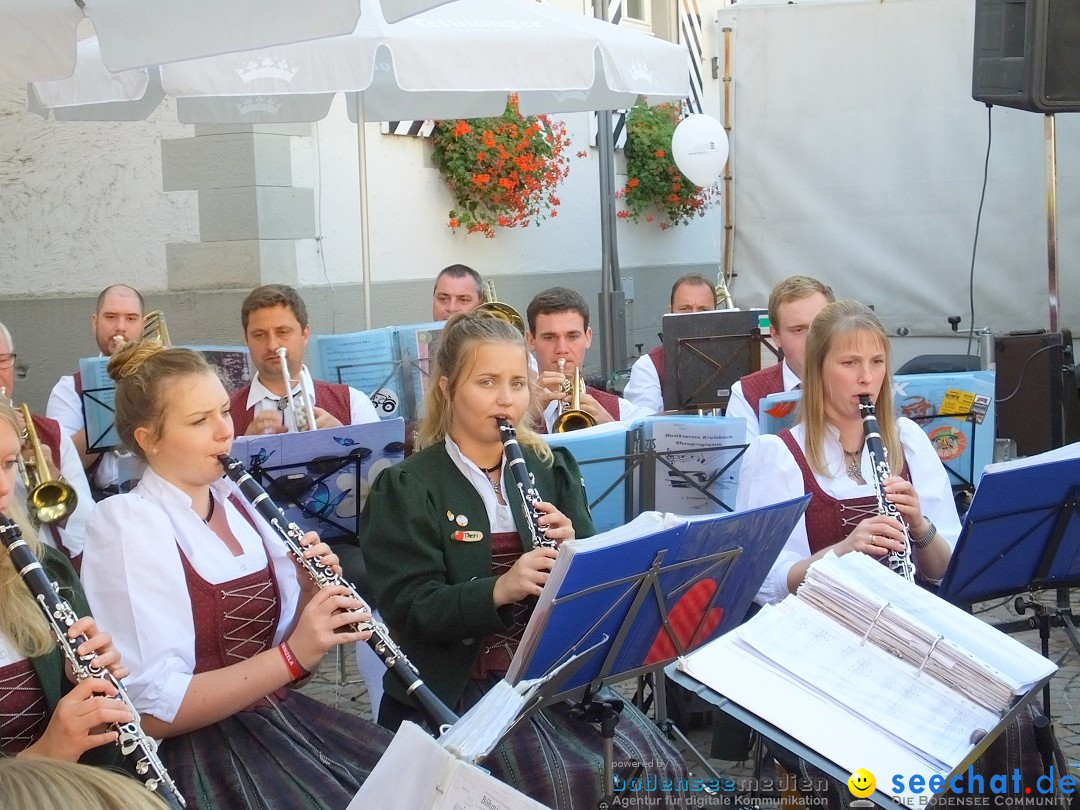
xmin=106 ymin=339 xmax=165 ymax=383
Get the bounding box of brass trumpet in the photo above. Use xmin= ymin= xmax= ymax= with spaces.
xmin=476 ymin=280 xmax=525 ymax=334
xmin=552 ymin=358 xmax=596 ymax=432
xmin=18 ymin=404 xmax=78 ymax=524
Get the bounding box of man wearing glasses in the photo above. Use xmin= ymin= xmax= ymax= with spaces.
xmin=46 ymin=284 xmax=147 ymax=500
xmin=0 ymin=322 xmax=94 ymax=566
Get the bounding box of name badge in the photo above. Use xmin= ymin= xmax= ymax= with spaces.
xmin=454 ymin=530 xmax=484 ymax=543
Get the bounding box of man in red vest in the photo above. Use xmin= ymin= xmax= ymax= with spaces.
xmin=624 ymin=274 xmax=717 ymax=414
xmin=526 ymin=287 xmax=651 ymax=432
xmin=727 ymin=276 xmax=834 ymax=441
xmin=46 ymin=284 xmax=147 ymax=500
xmin=230 ymin=284 xmax=379 ymax=435
xmin=1 ymin=322 xmax=94 ymax=565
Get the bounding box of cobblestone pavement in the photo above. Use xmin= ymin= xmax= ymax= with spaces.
xmin=301 ymin=588 xmax=1080 ymax=798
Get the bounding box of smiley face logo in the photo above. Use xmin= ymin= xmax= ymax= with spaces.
xmin=847 ymin=768 xmax=876 ymax=798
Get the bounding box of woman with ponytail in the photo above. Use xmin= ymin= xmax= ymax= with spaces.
xmin=81 ymin=341 xmax=390 ymax=810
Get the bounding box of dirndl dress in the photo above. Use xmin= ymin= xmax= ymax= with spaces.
xmin=158 ymin=550 xmax=391 ymax=810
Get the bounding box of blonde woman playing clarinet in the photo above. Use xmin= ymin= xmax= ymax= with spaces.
xmin=360 ymin=311 xmax=690 ymax=810
xmin=82 ymin=343 xmax=391 ymax=810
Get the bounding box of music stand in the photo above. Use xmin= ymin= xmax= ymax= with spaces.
xmin=937 ymin=449 xmax=1080 ymax=716
xmin=231 ymin=419 xmax=406 ymax=543
xmin=505 ymin=495 xmax=810 ymax=794
xmin=661 ymin=309 xmax=773 ymax=412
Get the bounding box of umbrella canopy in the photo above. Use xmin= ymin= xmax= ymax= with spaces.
xmin=0 ymin=0 xmax=364 ymax=83
xmin=29 ymin=0 xmax=690 ymax=123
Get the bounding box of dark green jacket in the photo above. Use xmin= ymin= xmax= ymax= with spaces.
xmin=22 ymin=545 xmax=117 ymax=767
xmin=360 ymin=442 xmax=595 ymax=709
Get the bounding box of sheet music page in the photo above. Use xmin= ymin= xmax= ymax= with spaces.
xmin=805 ymin=553 xmax=1055 ymax=690
xmin=738 ymin=599 xmax=999 ymax=768
xmin=431 ymin=764 xmax=551 ymax=810
xmin=348 ymin=721 xmax=454 ymax=809
xmin=439 ymin=679 xmax=524 ymax=762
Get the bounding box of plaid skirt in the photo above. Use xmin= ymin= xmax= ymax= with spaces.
xmin=159 ymin=690 xmax=392 ymax=810
xmin=462 ymin=677 xmax=691 ymax=810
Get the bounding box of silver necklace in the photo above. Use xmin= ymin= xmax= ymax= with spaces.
xmin=844 ymin=448 xmax=864 ymax=482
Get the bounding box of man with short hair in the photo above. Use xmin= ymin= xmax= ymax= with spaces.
xmin=3 ymin=322 xmax=95 ymax=565
xmin=624 ymin=274 xmax=717 ymax=414
xmin=431 ymin=264 xmax=484 ymax=322
xmin=230 ymin=284 xmax=379 ymax=435
xmin=526 ymin=287 xmax=651 ymax=431
xmin=47 ymin=284 xmax=147 ymax=499
xmin=726 ymin=275 xmax=835 ymax=440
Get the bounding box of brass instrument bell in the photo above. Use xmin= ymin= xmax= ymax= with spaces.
xmin=552 ymin=359 xmax=596 ymax=432
xmin=17 ymin=404 xmax=78 ymax=524
xmin=476 ymin=281 xmax=525 ymax=334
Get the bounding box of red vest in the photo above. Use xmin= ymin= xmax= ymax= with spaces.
xmin=29 ymin=413 xmax=62 ymax=468
xmin=778 ymin=428 xmax=911 ymax=555
xmin=585 ymin=386 xmax=621 ymax=421
xmin=229 ymin=379 xmax=353 ymax=435
xmin=647 ymin=345 xmax=666 ymax=389
xmin=739 ymin=364 xmax=785 ymax=422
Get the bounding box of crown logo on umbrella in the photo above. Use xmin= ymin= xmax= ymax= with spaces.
xmin=235 ymin=58 xmax=300 ymax=83
xmin=628 ymin=61 xmax=653 ymax=84
xmin=236 ymin=96 xmax=283 ymax=116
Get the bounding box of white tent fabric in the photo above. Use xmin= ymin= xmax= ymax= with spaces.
xmin=29 ymin=0 xmax=690 ymax=123
xmin=0 ymin=0 xmax=364 ymax=82
xmin=719 ymin=0 xmax=1079 ymax=334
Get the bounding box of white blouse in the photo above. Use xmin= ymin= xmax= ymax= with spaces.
xmin=736 ymin=418 xmax=962 ymax=606
xmin=444 ymin=436 xmax=517 ymax=534
xmin=81 ymin=468 xmax=302 ymax=724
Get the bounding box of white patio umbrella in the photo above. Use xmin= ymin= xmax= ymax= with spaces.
xmin=0 ymin=0 xmax=464 ymax=83
xmin=27 ymin=0 xmax=691 ymax=331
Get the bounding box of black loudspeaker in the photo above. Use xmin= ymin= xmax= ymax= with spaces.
xmin=995 ymin=330 xmax=1080 ymax=457
xmin=972 ymin=0 xmax=1080 ymax=113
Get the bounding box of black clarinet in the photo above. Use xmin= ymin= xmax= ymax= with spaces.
xmin=217 ymin=454 xmax=459 ymax=734
xmin=496 ymin=418 xmax=558 ymax=550
xmin=0 ymin=514 xmax=186 ymax=809
xmin=857 ymin=395 xmax=916 ymax=583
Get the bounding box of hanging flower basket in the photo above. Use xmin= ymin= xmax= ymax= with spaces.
xmin=431 ymin=95 xmax=572 ymax=238
xmin=617 ymin=102 xmax=719 ymax=229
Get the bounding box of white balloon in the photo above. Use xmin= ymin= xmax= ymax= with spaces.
xmin=671 ymin=114 xmax=729 ymax=187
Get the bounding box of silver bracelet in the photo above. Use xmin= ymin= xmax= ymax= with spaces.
xmin=911 ymin=518 xmax=937 ymax=549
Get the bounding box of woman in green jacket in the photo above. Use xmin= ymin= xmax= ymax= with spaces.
xmin=361 ymin=311 xmax=689 ymax=810
xmin=0 ymin=398 xmax=129 ymax=763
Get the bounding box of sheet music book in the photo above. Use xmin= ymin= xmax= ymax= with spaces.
xmin=396 ymin=321 xmax=445 ymax=418
xmin=308 ymin=327 xmax=405 ymax=421
xmin=677 ymin=552 xmax=1056 ymax=800
xmin=937 ymin=442 xmax=1080 ymax=604
xmin=546 ymin=421 xmax=631 ymax=532
xmin=347 ymin=721 xmax=550 ymax=810
xmin=641 ymin=415 xmax=745 ymax=515
xmin=506 ymin=495 xmax=811 ymax=692
xmin=230 ymin=419 xmax=406 ymax=541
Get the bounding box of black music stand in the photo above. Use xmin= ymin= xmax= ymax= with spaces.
xmin=937 ymin=448 xmax=1080 ymax=716
xmin=506 ymin=495 xmax=810 ymax=797
xmin=661 ymin=309 xmax=775 ymax=412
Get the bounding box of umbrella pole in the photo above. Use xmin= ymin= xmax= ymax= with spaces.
xmin=594 ymin=0 xmax=627 ymax=382
xmin=356 ymin=93 xmax=373 ymax=329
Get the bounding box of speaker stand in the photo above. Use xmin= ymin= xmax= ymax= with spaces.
xmin=1045 ymin=112 xmax=1060 ymax=333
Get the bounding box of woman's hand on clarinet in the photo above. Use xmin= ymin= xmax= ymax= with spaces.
xmin=18 ymin=678 xmax=133 ymax=762
xmin=533 ymin=501 xmax=575 ymax=544
xmin=493 ymin=547 xmax=558 ymax=607
xmin=841 ymin=515 xmax=907 ymax=559
xmin=66 ymin=617 xmax=129 ymax=682
xmin=287 ymin=585 xmax=373 ymax=672
xmin=881 ymin=476 xmax=932 ymax=537
xmin=293 ymin=530 xmax=342 ymax=592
